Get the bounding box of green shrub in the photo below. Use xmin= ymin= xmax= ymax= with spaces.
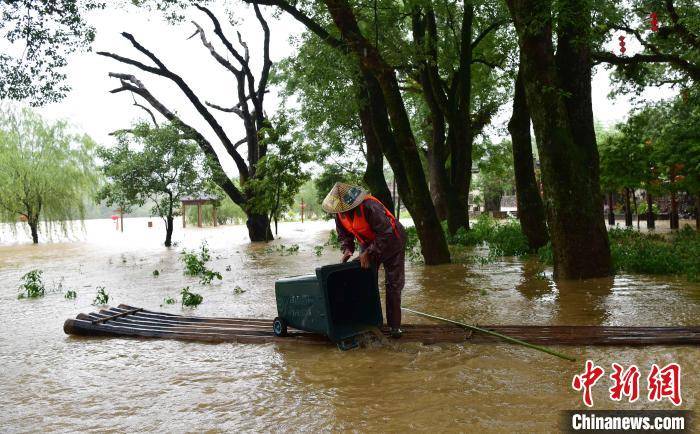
xmin=487 ymin=221 xmax=530 ymax=256
xmin=163 ymin=296 xmax=176 ymax=305
xmin=325 ymin=229 xmax=340 ymax=248
xmin=275 ymin=244 xmax=299 ymax=255
xmin=538 ymin=242 xmax=554 ymax=265
xmin=609 ymin=227 xmax=700 ymax=279
xmin=314 ymin=245 xmax=324 ymax=256
xmin=17 ymin=270 xmax=46 ymax=299
xmin=181 ymin=242 xmax=222 ymax=285
xmin=447 ymin=214 xmax=529 ymax=257
xmin=181 ymin=286 xmax=203 ymax=308
xmin=403 ymin=226 xmax=424 ymax=263
xmin=92 ymin=286 xmax=109 ymax=306
xmin=64 ymin=289 xmax=77 ymax=300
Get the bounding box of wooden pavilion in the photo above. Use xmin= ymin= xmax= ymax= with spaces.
xmin=180 ymin=194 xmax=220 ymax=228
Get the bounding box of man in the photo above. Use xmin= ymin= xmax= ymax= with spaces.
xmin=322 ymin=182 xmax=406 ymax=338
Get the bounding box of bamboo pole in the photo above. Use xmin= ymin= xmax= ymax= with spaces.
xmin=402 ymin=307 xmax=576 ymax=361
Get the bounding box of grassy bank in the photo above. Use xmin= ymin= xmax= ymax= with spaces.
xmin=538 ymin=226 xmax=700 ymax=281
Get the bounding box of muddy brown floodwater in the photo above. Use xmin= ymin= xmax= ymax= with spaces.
xmin=0 ymin=218 xmax=698 ymax=432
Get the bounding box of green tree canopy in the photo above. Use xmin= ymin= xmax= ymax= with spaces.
xmin=0 ymin=106 xmax=97 ymax=243
xmin=0 ymin=0 xmax=103 ymax=105
xmin=246 ymin=116 xmax=313 ymax=236
xmin=97 ymin=121 xmax=210 ymax=247
xmin=473 ymin=139 xmax=515 ymax=211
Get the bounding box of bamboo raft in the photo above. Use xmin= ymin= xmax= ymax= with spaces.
xmin=63 ymin=304 xmax=700 ymax=347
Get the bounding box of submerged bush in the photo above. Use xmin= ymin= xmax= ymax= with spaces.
xmin=325 ymin=229 xmax=341 ymax=248
xmin=448 ymin=214 xmax=529 ymax=257
xmin=181 ymin=286 xmax=203 ymax=308
xmin=92 ymin=286 xmax=109 ymax=306
xmin=609 ymin=226 xmax=700 ymax=279
xmin=17 ymin=270 xmax=46 ymax=299
xmin=163 ymin=296 xmax=176 ymax=305
xmin=403 ymin=226 xmax=423 ymax=263
xmin=181 ymin=242 xmax=222 ymax=285
xmin=64 ymin=289 xmax=77 ymax=300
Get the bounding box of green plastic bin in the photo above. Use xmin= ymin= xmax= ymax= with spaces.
xmin=273 ymin=262 xmax=383 ymax=349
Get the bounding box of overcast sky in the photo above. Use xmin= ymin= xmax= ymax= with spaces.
xmin=36 ymin=2 xmax=675 ymax=177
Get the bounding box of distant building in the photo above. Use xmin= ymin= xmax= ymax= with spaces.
xmin=500 ymin=195 xmax=517 ymax=212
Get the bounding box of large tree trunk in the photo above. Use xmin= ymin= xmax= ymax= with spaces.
xmin=247 ymin=212 xmax=273 ymax=242
xmin=357 ymin=83 xmax=394 ymax=211
xmin=411 ymin=6 xmax=469 ymax=235
xmin=427 ymin=149 xmax=449 ymax=221
xmin=371 ymin=69 xmax=450 ymax=264
xmin=28 ymin=218 xmax=39 ymax=244
xmin=508 ymin=67 xmax=548 ymax=251
xmin=484 ymin=194 xmax=501 ymax=213
xmin=607 ymin=192 xmax=615 ymax=226
xmin=444 ymin=126 xmax=470 ymax=233
xmin=624 ymin=188 xmax=633 ymax=227
xmin=447 ymin=0 xmax=474 ymax=233
xmin=165 ymin=215 xmax=174 ymax=247
xmin=670 ymin=190 xmax=679 ymax=230
xmin=506 ymin=0 xmax=612 ymax=279
xmin=696 ymin=193 xmax=700 ymax=231
xmin=646 ymin=192 xmax=655 ymax=229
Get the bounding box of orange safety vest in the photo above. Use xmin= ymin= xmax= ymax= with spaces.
xmin=337 ymin=195 xmax=399 ymax=247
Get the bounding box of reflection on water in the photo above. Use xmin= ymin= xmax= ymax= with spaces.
xmin=1 ymin=218 xmax=698 ymax=432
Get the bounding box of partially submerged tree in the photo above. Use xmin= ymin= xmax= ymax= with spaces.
xmin=244 ymin=0 xmax=451 ymax=264
xmin=0 ymin=107 xmax=97 ymax=243
xmin=505 ymin=0 xmax=612 ymax=278
xmin=246 ymin=117 xmax=313 ymax=236
xmin=599 ymin=133 xmax=646 ymax=228
xmin=98 ymin=121 xmax=209 ymax=247
xmin=99 ymin=4 xmax=281 ymax=241
xmin=507 ymin=62 xmax=548 ymax=251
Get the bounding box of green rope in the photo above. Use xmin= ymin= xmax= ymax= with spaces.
xmin=402 ymin=307 xmax=576 ymax=362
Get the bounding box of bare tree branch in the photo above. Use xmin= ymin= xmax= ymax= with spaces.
xmin=190 ymin=21 xmax=241 ymax=76
xmin=206 ymin=101 xmax=244 ymax=117
xmin=253 ymin=3 xmax=273 ymax=103
xmin=134 ymin=101 xmax=159 ymax=127
xmin=243 ymin=0 xmax=344 ymax=49
xmin=98 ymin=33 xmax=251 ymax=180
xmin=106 ymin=73 xmax=246 ymax=205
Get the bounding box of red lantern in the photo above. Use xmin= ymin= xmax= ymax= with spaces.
xmin=650 ymin=12 xmax=659 ymax=32
xmin=618 ymin=35 xmax=626 ymax=54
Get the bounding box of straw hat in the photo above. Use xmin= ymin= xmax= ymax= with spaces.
xmin=322 ymin=182 xmax=368 ymax=214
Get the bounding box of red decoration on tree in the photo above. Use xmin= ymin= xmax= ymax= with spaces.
xmin=618 ymin=35 xmax=626 ymax=54
xmin=650 ymin=12 xmax=659 ymax=32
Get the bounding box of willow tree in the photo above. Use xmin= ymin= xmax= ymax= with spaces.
xmin=0 ymin=107 xmax=97 ymax=243
xmin=98 ymin=4 xmax=277 ymax=241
